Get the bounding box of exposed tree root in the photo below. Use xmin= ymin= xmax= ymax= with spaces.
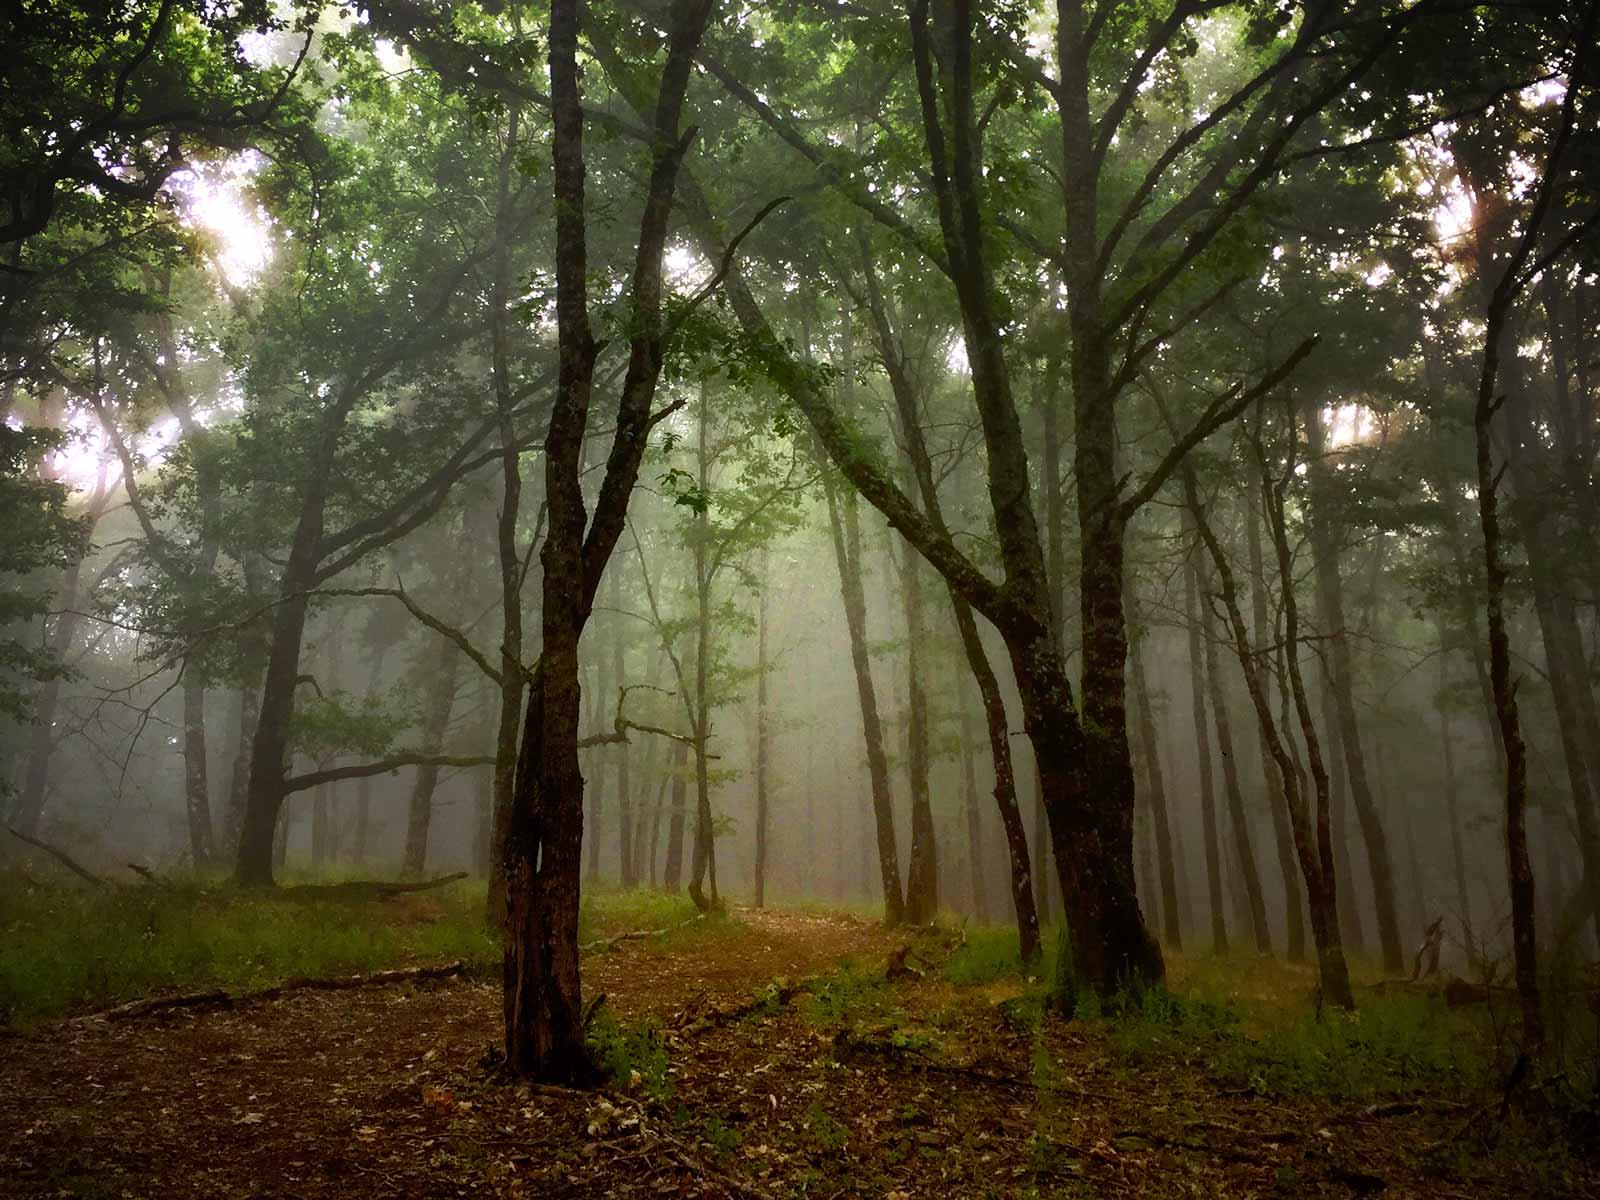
xmin=73 ymin=960 xmax=468 ymax=1024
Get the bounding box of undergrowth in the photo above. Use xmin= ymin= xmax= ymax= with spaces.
xmin=938 ymin=922 xmax=1519 ymax=1103
xmin=0 ymin=874 xmax=709 ymax=1026
xmin=586 ymin=1008 xmax=671 ymax=1098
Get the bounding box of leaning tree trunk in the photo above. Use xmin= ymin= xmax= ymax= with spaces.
xmin=814 ymin=308 xmax=904 ymax=924
xmin=1177 ymin=442 xmax=1353 ymax=1006
xmin=1261 ymin=426 xmax=1355 ymax=1008
xmin=1202 ymin=552 xmax=1271 ymax=954
xmin=1245 ymin=490 xmax=1307 ymax=961
xmin=857 ymin=249 xmax=1035 ymax=954
xmin=234 ymin=460 xmax=333 ymax=886
xmin=819 ymin=459 xmax=905 ymax=923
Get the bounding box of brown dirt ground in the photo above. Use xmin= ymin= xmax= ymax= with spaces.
xmin=2 ymin=908 xmax=1595 ymax=1199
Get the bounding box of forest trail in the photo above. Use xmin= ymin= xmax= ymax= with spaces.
xmin=0 ymin=906 xmax=1589 ymax=1199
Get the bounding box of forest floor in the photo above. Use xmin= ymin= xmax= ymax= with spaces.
xmin=2 ymin=893 xmax=1597 ymax=1199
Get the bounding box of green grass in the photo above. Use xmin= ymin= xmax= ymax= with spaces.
xmin=0 ymin=874 xmax=717 ymax=1027
xmin=802 ymin=959 xmax=892 ymax=1028
xmin=935 ymin=923 xmax=1512 ymax=1103
xmin=587 ymin=1008 xmax=671 ymax=1097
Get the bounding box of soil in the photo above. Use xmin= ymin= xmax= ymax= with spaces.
xmin=1 ymin=907 xmax=1593 ymax=1198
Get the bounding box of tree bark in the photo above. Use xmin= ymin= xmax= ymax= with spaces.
xmin=753 ymin=545 xmax=771 ymax=908
xmin=959 ymin=705 xmax=988 ymax=922
xmin=1129 ymin=612 xmax=1182 ymax=949
xmin=687 ymin=381 xmax=719 ymax=913
xmin=898 ymin=492 xmax=938 ymax=924
xmin=612 ymin=569 xmax=634 ymax=887
xmin=403 ymin=636 xmax=461 ymax=877
xmin=502 ymin=0 xmax=712 ymax=1079
xmin=663 ymin=738 xmax=687 ymax=889
xmin=1184 ymin=528 xmax=1228 ymax=953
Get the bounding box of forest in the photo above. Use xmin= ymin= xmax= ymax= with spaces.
xmin=2 ymin=0 xmax=1599 ymax=1195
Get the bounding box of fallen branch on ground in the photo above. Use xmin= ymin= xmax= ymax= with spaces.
xmin=5 ymin=826 xmax=106 ymax=887
xmin=580 ymin=913 xmax=704 ymax=953
xmin=72 ymin=959 xmax=468 ymax=1024
xmin=273 ymin=872 xmax=468 ymax=900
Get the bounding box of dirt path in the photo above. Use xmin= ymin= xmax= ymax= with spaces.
xmin=2 ymin=909 xmax=1594 ymax=1198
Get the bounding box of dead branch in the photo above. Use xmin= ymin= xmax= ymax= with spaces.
xmin=580 ymin=913 xmax=704 ymax=953
xmin=4 ymin=826 xmax=107 ymax=887
xmin=283 ymin=756 xmax=494 ymax=794
xmin=273 ymin=872 xmax=469 ymax=900
xmin=73 ymin=959 xmax=468 ymax=1024
xmin=667 ymin=977 xmax=814 ymax=1035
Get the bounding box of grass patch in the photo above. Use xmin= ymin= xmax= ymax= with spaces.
xmin=587 ymin=1008 xmax=671 ymax=1098
xmin=1208 ymin=993 xmax=1489 ymax=1100
xmin=0 ymin=876 xmax=721 ymax=1027
xmin=578 ymin=886 xmax=737 ymax=952
xmin=943 ymin=925 xmax=1032 ymax=985
xmin=0 ymin=873 xmax=497 ymax=1026
xmin=802 ymin=959 xmax=892 ymax=1029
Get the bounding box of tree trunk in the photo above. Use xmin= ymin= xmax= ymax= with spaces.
xmin=1438 ymin=679 xmax=1475 ymax=960
xmin=1185 ymin=532 xmax=1228 ymax=953
xmin=664 ymin=739 xmax=687 ymax=890
xmin=486 ymin=102 xmax=530 ymax=929
xmin=612 ymin=569 xmax=634 ymax=888
xmin=12 ymin=533 xmax=94 ymax=837
xmin=687 ymin=382 xmax=719 ymax=912
xmin=753 ymin=546 xmax=771 ymax=908
xmin=181 ymin=670 xmax=216 ymax=869
xmin=1259 ymin=428 xmax=1354 ymax=1008
xmin=1244 ymin=490 xmax=1307 ymax=961
xmin=1202 ymin=553 xmax=1271 ymax=954
xmin=403 ymin=637 xmax=461 ymax=877
xmin=1304 ymin=407 xmax=1404 ymax=972
xmin=899 ymin=510 xmax=938 ymax=924
xmin=234 ymin=485 xmax=329 ymax=885
xmin=959 ymin=706 xmax=989 ymax=922
xmin=820 ymin=461 xmax=905 ymax=923
xmin=1129 ymin=617 xmax=1182 ymax=949
xmin=1036 ymin=360 xmax=1067 ymax=924
xmin=1469 ymin=230 xmax=1545 ymax=1054
xmin=1319 ymin=669 xmax=1366 ymax=954
xmin=856 ymin=251 xmax=1035 ymax=953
